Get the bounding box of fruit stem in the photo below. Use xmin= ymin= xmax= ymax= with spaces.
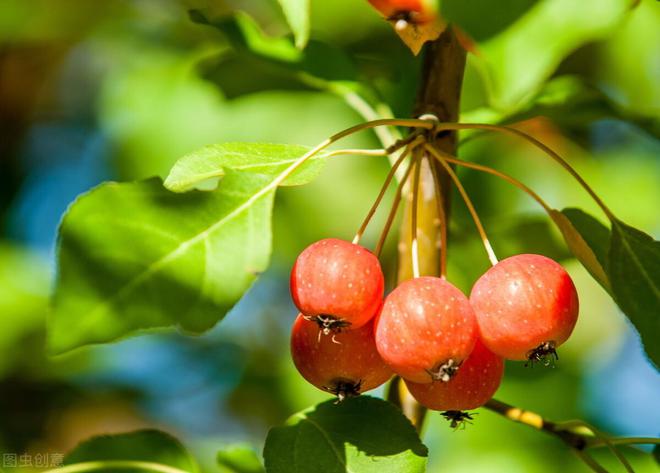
xmin=427 ymin=122 xmax=617 ymax=222
xmin=375 ymin=155 xmax=417 ymax=257
xmin=432 ymin=152 xmax=554 ymax=214
xmin=330 ymin=119 xmax=435 ymax=140
xmin=428 ymin=154 xmax=449 ymax=278
xmin=325 ymin=148 xmax=389 ymax=157
xmin=259 ymin=120 xmax=435 ymax=203
xmin=411 ymin=152 xmax=423 ymax=279
xmin=353 ymin=137 xmax=424 ymax=245
xmin=425 ymin=144 xmax=499 ymax=266
xmin=296 ymin=72 xmax=402 ymax=152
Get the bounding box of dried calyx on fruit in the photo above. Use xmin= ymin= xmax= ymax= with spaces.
xmin=441 ymin=410 xmax=476 ymax=430
xmin=290 ymin=315 xmax=392 ymax=401
xmin=375 ymin=276 xmax=477 ymax=384
xmin=405 ymin=339 xmax=504 ymax=413
xmin=290 ymin=238 xmax=385 ymax=335
xmin=470 ymin=254 xmax=579 ymax=365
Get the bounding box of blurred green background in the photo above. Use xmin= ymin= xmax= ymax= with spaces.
xmin=0 ymin=0 xmax=658 ymax=471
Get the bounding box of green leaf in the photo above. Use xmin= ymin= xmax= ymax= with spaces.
xmin=474 ymin=0 xmax=633 ymax=111
xmin=228 ymin=11 xmax=302 ymax=62
xmin=164 ymin=143 xmax=326 ymax=193
xmin=191 ymin=11 xmax=358 ymax=99
xmin=608 ymin=219 xmax=660 ymax=368
xmin=550 ymin=208 xmax=611 ymax=293
xmin=549 ymin=211 xmax=659 ymax=368
xmin=50 ymin=145 xmax=323 ymax=353
xmin=217 ymin=444 xmax=265 ymax=473
xmin=64 ymin=429 xmax=198 ymax=473
xmin=263 ymin=396 xmax=428 ymax=473
xmin=442 ymin=0 xmax=539 ymax=41
xmin=276 ymin=0 xmax=310 ymax=49
xmin=510 ymin=76 xmax=660 ymax=142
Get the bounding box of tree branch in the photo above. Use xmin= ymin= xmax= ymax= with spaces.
xmin=387 ymin=27 xmax=467 ymax=431
xmin=484 ymin=398 xmax=589 ymax=450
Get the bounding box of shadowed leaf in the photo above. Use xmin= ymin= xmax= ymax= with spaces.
xmin=264 ymin=396 xmax=428 ymax=473
xmin=609 ymin=219 xmax=660 ymax=368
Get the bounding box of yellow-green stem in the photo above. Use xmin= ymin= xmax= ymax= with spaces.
xmin=430 ymin=122 xmax=616 ymax=221
xmin=353 ymin=138 xmax=423 ymax=244
xmin=387 ymin=26 xmax=467 ymax=431
xmin=425 ymin=144 xmax=498 ymax=266
xmin=375 ymin=156 xmax=417 ymax=257
xmin=411 ymin=152 xmax=423 ymax=279
xmin=432 ymin=151 xmax=553 ymax=213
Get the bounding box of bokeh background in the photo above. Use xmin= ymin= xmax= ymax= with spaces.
xmin=0 ymin=0 xmax=658 ymax=471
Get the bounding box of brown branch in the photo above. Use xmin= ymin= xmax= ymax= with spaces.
xmin=386 ymin=27 xmax=467 ymax=432
xmin=483 ymin=399 xmax=660 ymax=472
xmin=484 ymin=398 xmax=589 ymax=451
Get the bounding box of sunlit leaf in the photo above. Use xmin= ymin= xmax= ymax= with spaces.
xmin=191 ymin=11 xmax=359 ymax=99
xmin=264 ymin=396 xmax=428 ymax=472
xmin=510 ymin=76 xmax=660 ymax=141
xmin=442 ymin=0 xmax=539 ymax=41
xmin=217 ymin=444 xmax=265 ymax=473
xmin=549 ymin=210 xmax=659 ymax=368
xmin=64 ymin=429 xmax=198 ymax=473
xmin=222 ymin=11 xmax=302 ymax=62
xmin=550 ymin=208 xmax=611 ymax=292
xmin=50 ymin=145 xmax=324 ymax=353
xmin=164 ymin=143 xmax=326 ymax=193
xmin=608 ymin=219 xmax=660 ymax=368
xmin=473 ymin=0 xmax=633 ymax=111
xmin=276 ymin=0 xmax=310 ymax=49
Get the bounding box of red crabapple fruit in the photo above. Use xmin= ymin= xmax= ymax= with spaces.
xmin=367 ymin=0 xmax=438 ymax=24
xmin=290 ymin=238 xmax=384 ymax=334
xmin=405 ymin=339 xmax=504 ymax=411
xmin=375 ymin=276 xmax=478 ymax=383
xmin=290 ymin=314 xmax=392 ymax=400
xmin=470 ymin=254 xmax=579 ymax=364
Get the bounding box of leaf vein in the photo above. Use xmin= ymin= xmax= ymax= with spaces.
xmin=616 ymin=226 xmax=660 ymax=298
xmin=77 ymin=179 xmax=275 ymax=331
xmin=296 ymin=414 xmax=355 ymax=473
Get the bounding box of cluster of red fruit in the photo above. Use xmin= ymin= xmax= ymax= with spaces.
xmin=290 ymin=238 xmax=579 ymax=413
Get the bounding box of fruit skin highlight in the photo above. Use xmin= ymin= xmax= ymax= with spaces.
xmin=375 ymin=276 xmax=478 ymax=384
xmin=290 ymin=238 xmax=385 ymax=332
xmin=290 ymin=314 xmax=392 ymax=400
xmin=470 ymin=254 xmax=579 ymax=361
xmin=367 ymin=0 xmax=438 ymax=23
xmin=405 ymin=339 xmax=504 ymax=411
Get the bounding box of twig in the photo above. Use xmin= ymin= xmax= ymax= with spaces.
xmin=483 ymin=399 xmax=656 ymax=473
